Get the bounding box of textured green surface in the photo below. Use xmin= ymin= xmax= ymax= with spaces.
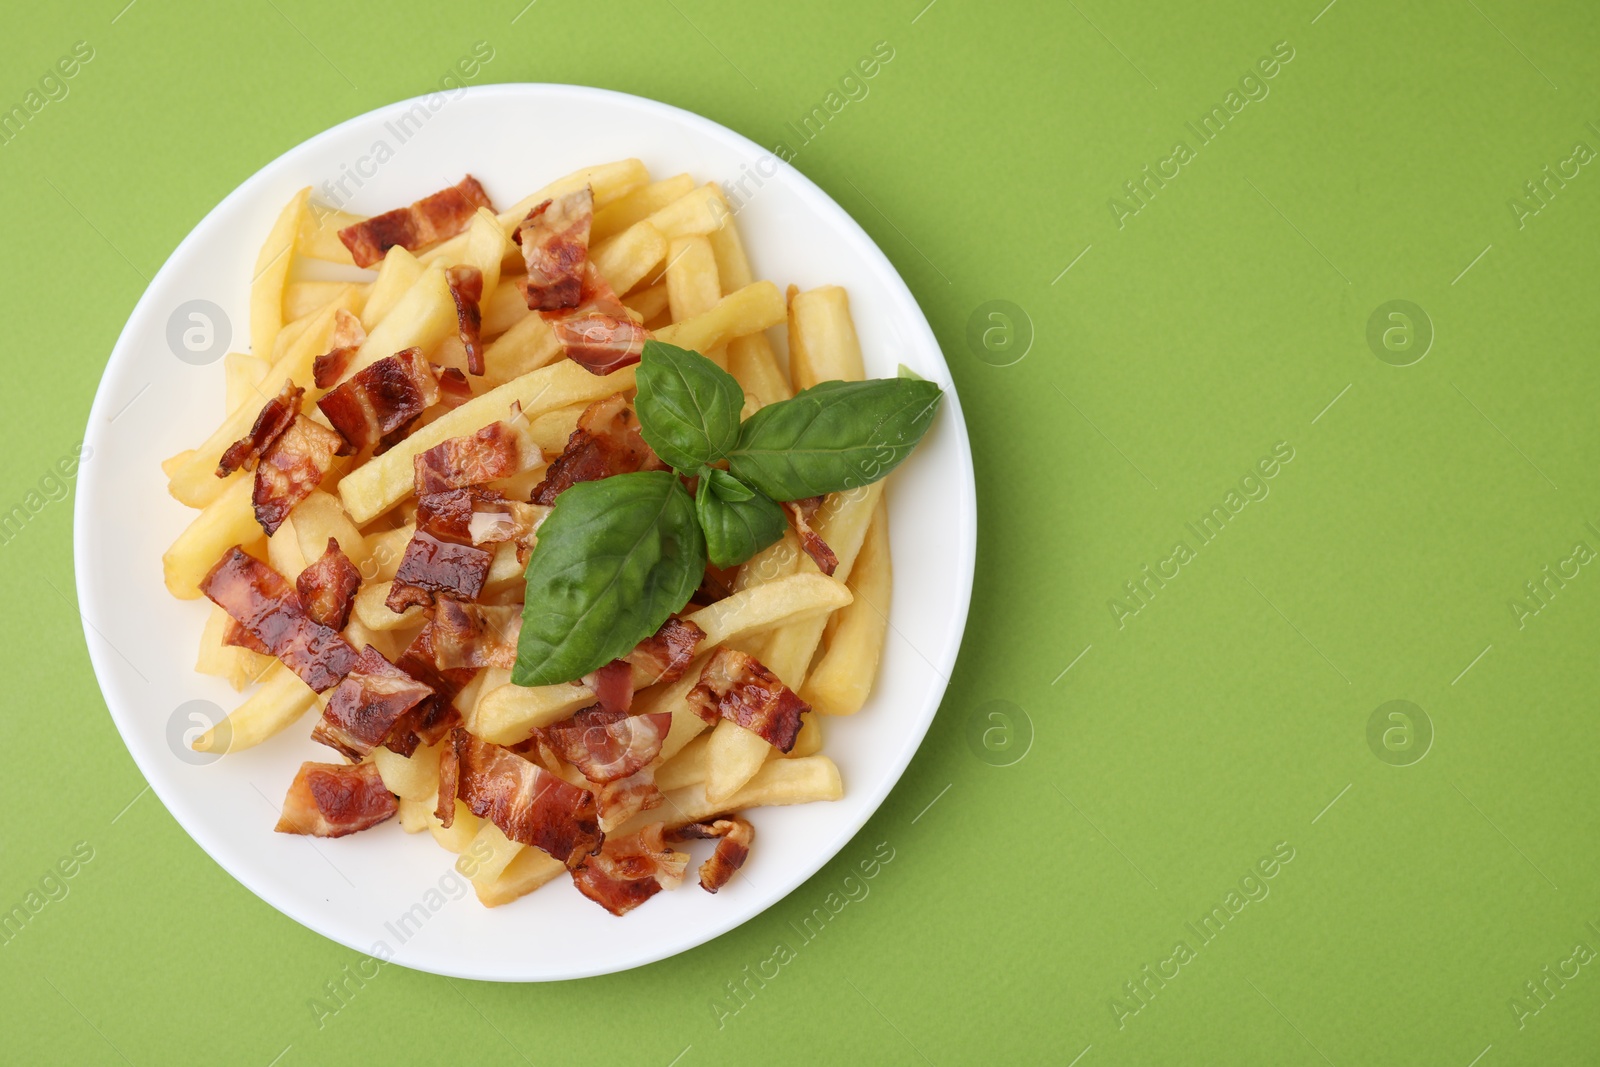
xmin=4 ymin=0 xmax=1600 ymax=1063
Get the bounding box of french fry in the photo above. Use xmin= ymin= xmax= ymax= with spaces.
xmin=194 ymin=604 xmax=274 ymax=691
xmin=734 ymin=529 xmax=803 ymax=593
xmin=647 ymin=183 xmax=729 ymax=240
xmin=618 ymin=756 xmax=843 ymax=838
xmin=339 ymin=264 xmax=457 ymax=382
xmin=223 ymin=353 xmax=271 ymax=413
xmin=397 ymin=798 xmax=432 ymax=832
xmin=251 ymin=188 xmax=308 ymax=360
xmin=801 ymin=502 xmax=890 ymax=714
xmin=706 ymin=184 xmax=752 ymax=291
xmin=592 ymin=221 xmax=668 ymax=295
xmin=459 ymin=822 xmax=524 ymax=885
xmin=166 ymin=288 xmax=363 ymax=507
xmin=267 ymin=515 xmax=309 ymax=581
xmin=622 ymin=282 xmax=670 ymax=323
xmin=353 ymin=582 xmax=425 ymax=631
xmin=787 ymin=713 xmax=823 ymax=757
xmin=654 ymin=732 xmax=710 ymax=791
xmin=461 ymin=206 xmax=510 ymax=303
xmin=654 ymin=281 xmax=786 ymax=356
xmin=297 ymin=204 xmax=363 ymax=265
xmin=705 ymin=722 xmax=770 ymax=805
xmin=359 ymin=245 xmax=424 ymax=331
xmin=162 ymin=449 xmax=196 ymax=479
xmin=190 ymin=662 xmax=317 ymax=754
xmin=481 ymin=312 xmax=562 ymax=388
xmin=481 ymin=277 xmax=530 ymax=338
xmin=474 ymin=847 xmax=565 ymax=907
xmin=163 ymin=475 xmax=261 ymax=599
xmin=428 ymin=800 xmax=483 ymax=853
xmin=338 ymin=360 xmax=638 ymax=524
xmin=420 ymin=159 xmax=651 ymax=266
xmin=787 ymin=285 xmax=865 ymax=390
xmin=728 ymin=331 xmax=792 ymax=413
xmin=359 ymin=524 xmax=412 ymax=583
xmin=373 ymin=742 xmax=443 ymax=802
xmin=456 ymin=667 xmax=509 ymax=735
xmin=284 ymin=280 xmax=360 ymax=323
xmin=592 ymin=173 xmax=695 ymax=242
xmin=290 ymin=489 xmax=367 ymax=564
xmin=666 ymin=235 xmax=721 ymax=326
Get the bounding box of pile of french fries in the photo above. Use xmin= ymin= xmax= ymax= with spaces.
xmin=160 ymin=159 xmax=895 ymax=908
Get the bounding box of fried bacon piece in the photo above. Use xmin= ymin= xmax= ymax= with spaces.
xmin=316 ymin=347 xmax=441 ymax=453
xmin=529 ymin=395 xmax=664 ymax=505
xmin=623 ymin=617 xmax=704 ymax=687
xmin=217 ymin=379 xmax=301 ymax=476
xmin=337 ymin=175 xmax=494 ymax=268
xmin=252 ymin=415 xmax=345 ymax=536
xmin=275 ymin=761 xmax=396 ymax=838
xmin=596 ymin=768 xmax=664 ymax=833
xmin=384 ymin=530 xmax=492 ymax=612
xmin=446 ymin=265 xmax=486 ymax=375
xmin=201 ymin=546 xmax=357 ymax=692
xmin=582 ymin=660 xmax=636 ymax=715
xmin=386 ymin=623 xmax=473 ymax=756
xmin=784 ymin=496 xmax=838 ymax=577
xmin=415 ymin=487 xmax=541 ymax=545
xmin=542 ymin=263 xmax=648 ymax=375
xmin=514 ymin=187 xmax=593 ymax=310
xmin=437 ymin=728 xmax=603 ymax=867
xmin=431 ymin=599 xmax=520 ymax=671
xmin=294 ymin=538 xmax=362 ymax=630
xmin=535 ymin=705 xmax=672 ymax=784
xmin=570 ymin=824 xmax=688 ymax=916
xmin=311 ymin=645 xmax=435 ymax=761
xmin=222 ymin=618 xmax=270 ymax=655
xmin=669 ymin=816 xmax=754 ymax=893
xmin=311 ymin=309 xmax=368 ymax=388
xmin=687 ymin=648 xmax=808 ymax=753
xmin=436 ymin=367 xmax=474 ymax=409
xmin=413 ymin=421 xmax=536 ymax=496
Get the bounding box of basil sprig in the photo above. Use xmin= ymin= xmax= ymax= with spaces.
xmin=514 ymin=341 xmax=943 ymax=686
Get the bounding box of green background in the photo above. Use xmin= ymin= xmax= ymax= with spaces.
xmin=4 ymin=0 xmax=1599 ymax=1062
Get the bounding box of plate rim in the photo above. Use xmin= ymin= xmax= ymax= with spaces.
xmin=73 ymin=81 xmax=977 ymax=981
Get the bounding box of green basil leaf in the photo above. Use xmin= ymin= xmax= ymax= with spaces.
xmin=634 ymin=340 xmax=746 ymax=470
xmin=513 ymin=471 xmax=704 ymax=687
xmin=727 ymin=377 xmax=944 ymax=501
xmin=695 ymin=468 xmax=787 ymax=569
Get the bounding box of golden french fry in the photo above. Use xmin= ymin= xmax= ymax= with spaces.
xmin=474 ymin=847 xmax=566 ymax=907
xmin=592 ymin=174 xmax=695 ymax=242
xmin=291 ymin=489 xmax=368 ymax=564
xmin=622 ymin=282 xmax=670 ymax=323
xmin=251 ymin=188 xmax=308 ymax=360
xmin=461 ymin=206 xmax=510 ymax=302
xmin=655 ymin=281 xmax=786 ymax=356
xmin=787 ymin=713 xmax=823 ymax=757
xmin=734 ymin=529 xmax=802 ymax=593
xmin=267 ymin=515 xmax=308 ymax=581
xmin=222 ymin=352 xmax=271 ymax=413
xmin=728 ymin=331 xmax=792 ymax=413
xmin=358 ymin=524 xmax=412 ymax=583
xmin=298 ymin=204 xmax=363 ymax=264
xmin=480 ymin=277 xmax=530 ymax=339
xmin=801 ymin=503 xmax=890 ymax=714
xmin=618 ymin=756 xmax=843 ymax=838
xmin=353 ymin=582 xmax=424 ymax=631
xmin=787 ymin=285 xmax=865 ymax=390
xmin=654 ymin=732 xmax=710 ymax=791
xmin=338 ymin=360 xmax=637 ymax=524
xmin=481 ymin=312 xmax=562 ymax=388
xmin=428 ymin=800 xmax=483 ymax=853
xmin=359 ymin=245 xmax=425 ymax=331
xmin=161 ymin=449 xmax=196 ymax=480
xmin=373 ymin=742 xmax=443 ymax=802
xmin=166 ymin=288 xmax=363 ymax=508
xmin=284 ymin=280 xmax=362 ymax=323
xmin=459 ymin=822 xmax=524 ymax=885
xmin=647 ymin=183 xmax=729 ymax=239
xmin=339 ymin=264 xmax=457 ymax=382
xmin=194 ymin=604 xmax=275 ymax=691
xmin=191 ymin=662 xmax=317 ymax=754
xmin=707 ymin=184 xmax=753 ymax=291
xmin=592 ymin=221 xmax=668 ymax=295
xmin=666 ymin=235 xmax=720 ymax=326
xmin=163 ymin=475 xmax=261 ymax=599
xmin=705 ymin=721 xmax=771 ymax=805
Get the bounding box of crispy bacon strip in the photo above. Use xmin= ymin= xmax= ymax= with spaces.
xmin=431 ymin=599 xmax=520 ymax=671
xmin=687 ymin=648 xmax=808 ymax=753
xmin=415 ymin=487 xmax=539 ymax=545
xmin=222 ymin=618 xmax=270 ymax=655
xmin=252 ymin=415 xmax=345 ymax=536
xmin=529 ymin=395 xmax=664 ymax=505
xmin=311 ymin=309 xmax=369 ymax=388
xmin=311 ymin=645 xmax=435 ymax=761
xmin=570 ymin=824 xmax=688 ymax=916
xmin=384 ymin=530 xmax=492 ymax=612
xmin=535 ymin=706 xmax=672 ymax=783
xmin=217 ymin=380 xmax=301 ymax=476
xmin=438 ymin=729 xmax=602 ymax=867
xmin=542 ymin=263 xmax=647 ymax=374
xmin=413 ymin=421 xmax=535 ymax=496
xmin=316 ymin=347 xmax=441 ymax=452
xmin=597 ymin=768 xmax=664 ymax=833
xmin=276 ymin=761 xmax=396 ymax=838
xmin=446 ymin=265 xmax=486 ymax=375
xmin=784 ymin=496 xmax=838 ymax=577
xmin=669 ymin=817 xmax=754 ymax=893
xmin=337 ymin=175 xmax=494 ymax=268
xmin=295 ymin=538 xmax=362 ymax=630
xmin=514 ymin=187 xmax=593 ymax=310
xmin=582 ymin=660 xmax=636 ymax=715
xmin=436 ymin=367 xmax=474 ymax=409
xmin=624 ymin=617 xmax=705 ymax=687
xmin=388 ymin=623 xmax=472 ymax=757
xmin=201 ymin=547 xmax=357 ymax=692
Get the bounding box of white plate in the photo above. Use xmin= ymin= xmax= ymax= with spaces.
xmin=74 ymin=84 xmax=975 ymax=981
